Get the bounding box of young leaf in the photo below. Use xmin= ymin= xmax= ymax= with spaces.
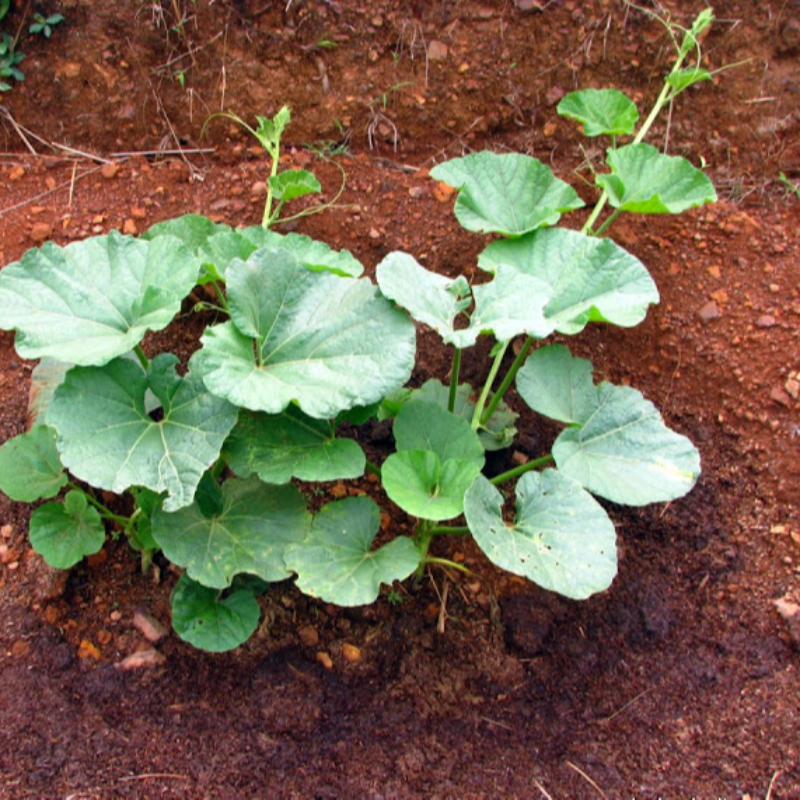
xmin=376 ymin=252 xmax=476 ymax=347
xmin=557 ymin=88 xmax=640 ymax=137
xmin=152 ymin=477 xmax=310 ymax=589
xmin=430 ymin=151 xmax=584 ymax=236
xmin=382 ymin=449 xmax=483 ymax=521
xmin=0 ymin=232 xmax=201 ymax=366
xmin=478 ymin=227 xmax=659 ymax=334
xmin=268 ymin=169 xmax=322 ymax=201
xmin=0 ymin=425 xmax=67 ymax=502
xmin=392 ymin=400 xmax=484 ymax=464
xmin=223 ymin=407 xmax=365 ymax=484
xmin=665 ymin=67 xmax=712 ymax=93
xmin=596 ymin=143 xmax=717 ymax=214
xmin=171 ymin=573 xmax=261 ymax=653
xmin=196 ymin=249 xmax=415 ymax=418
xmin=239 ymin=228 xmax=364 ymax=277
xmin=29 ymin=490 xmax=105 ymax=570
xmin=464 ymin=471 xmax=617 ymax=600
xmin=285 ymin=496 xmax=422 ymax=606
xmin=412 ymin=379 xmax=518 ymax=451
xmin=517 ymin=344 xmax=701 ymax=505
xmin=47 ymin=354 xmax=238 ymax=512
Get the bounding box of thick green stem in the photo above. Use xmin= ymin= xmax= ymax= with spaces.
xmin=427 ymin=525 xmax=470 ymax=536
xmin=68 ymin=482 xmax=132 ymax=527
xmin=414 ymin=520 xmax=436 ymax=578
xmin=133 ymin=344 xmax=150 ymax=370
xmin=593 ymin=207 xmax=623 ymax=238
xmin=448 ymin=347 xmax=462 ymax=414
xmin=365 ymin=459 xmax=382 ymax=478
xmin=211 ymin=281 xmax=228 ymax=313
xmin=262 ymin=144 xmax=281 ymax=228
xmin=480 ymin=337 xmax=534 ymax=427
xmin=471 ymin=340 xmax=509 ymax=430
xmin=490 ymin=454 xmax=554 ymax=486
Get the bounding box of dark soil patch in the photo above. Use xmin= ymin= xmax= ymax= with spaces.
xmin=1 ymin=1 xmax=799 ymax=797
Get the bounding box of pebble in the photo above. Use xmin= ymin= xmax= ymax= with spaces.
xmin=116 ymin=648 xmax=166 ymax=670
xmin=428 ymin=41 xmax=449 ymax=61
xmin=342 ymin=643 xmax=362 ymax=663
xmin=101 ymin=163 xmax=121 ymax=180
xmin=316 ymin=651 xmax=333 ymax=669
xmin=29 ymin=222 xmax=53 ymax=243
xmin=774 ymin=596 xmax=800 ymax=649
xmin=132 ymin=609 xmax=168 ymax=643
xmin=698 ymin=301 xmax=720 ymax=322
xmin=514 ymin=0 xmax=543 ymax=12
xmin=756 ymin=314 xmax=777 ymax=328
xmin=298 ymin=624 xmax=320 ymax=648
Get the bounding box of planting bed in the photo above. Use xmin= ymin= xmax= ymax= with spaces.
xmin=0 ymin=1 xmax=798 ymax=797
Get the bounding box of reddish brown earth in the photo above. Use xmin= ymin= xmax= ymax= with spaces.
xmin=1 ymin=1 xmax=799 ymax=797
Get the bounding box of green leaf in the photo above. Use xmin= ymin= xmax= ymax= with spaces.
xmin=382 ymin=450 xmax=483 ymax=521
xmin=412 ymin=379 xmax=518 ymax=451
xmin=27 ymin=358 xmax=71 ymax=428
xmin=0 ymin=425 xmax=67 ymax=502
xmin=517 ymin=345 xmax=701 ymax=505
xmin=143 ymin=213 xmax=232 ymax=252
xmin=596 ymin=143 xmax=717 ymax=214
xmin=197 ymin=249 xmax=415 ymax=418
xmin=29 ymin=490 xmax=105 ymax=569
xmin=376 ymin=252 xmax=476 ymax=347
xmin=223 ymin=407 xmax=365 ymax=484
xmin=515 ymin=344 xmax=597 ymax=425
xmin=285 ymin=496 xmax=422 ymax=606
xmin=430 ymin=151 xmax=584 ymax=236
xmin=239 ymin=228 xmax=364 ymax=277
xmin=152 ymin=477 xmax=310 ymax=589
xmin=464 ymin=472 xmax=617 ymax=600
xmin=268 ymin=169 xmax=321 ymax=201
xmin=47 ymin=354 xmax=238 ymax=512
xmin=392 ymin=400 xmax=484 ymax=464
xmin=478 ymin=227 xmax=658 ymax=334
xmin=665 ymin=67 xmax=712 ymax=93
xmin=0 ymin=232 xmax=201 ymax=366
xmin=557 ymin=89 xmax=639 ymax=137
xmin=171 ymin=573 xmax=260 ymax=653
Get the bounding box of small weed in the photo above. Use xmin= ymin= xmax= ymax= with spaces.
xmin=29 ymin=12 xmax=65 ymax=39
xmin=386 ymin=590 xmax=404 ymax=606
xmin=779 ymin=172 xmax=800 ymax=199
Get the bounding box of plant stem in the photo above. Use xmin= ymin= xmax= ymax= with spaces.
xmin=133 ymin=344 xmax=150 ymax=370
xmin=593 ymin=207 xmax=623 ymax=238
xmin=211 ymin=281 xmax=228 ymax=313
xmin=365 ymin=459 xmax=382 ymax=478
xmin=414 ymin=520 xmax=435 ymax=577
xmin=426 ymin=525 xmax=470 ymax=536
xmin=471 ymin=340 xmax=509 ymax=430
xmin=68 ymin=482 xmax=132 ymax=526
xmin=480 ymin=337 xmax=534 ymax=427
xmin=448 ymin=347 xmax=462 ymax=413
xmin=490 ymin=454 xmax=554 ymax=485
xmin=262 ymin=144 xmax=280 ymax=228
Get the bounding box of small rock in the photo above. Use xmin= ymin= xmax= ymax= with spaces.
xmin=29 ymin=222 xmax=53 ymax=243
xmin=298 ymin=624 xmax=320 ymax=648
xmin=62 ymin=61 xmax=82 ymax=79
xmin=116 ymin=648 xmax=166 ymax=670
xmin=774 ymin=596 xmax=800 ymax=649
xmin=342 ymin=643 xmax=362 ymax=663
xmin=78 ymin=639 xmax=103 ymax=661
xmin=251 ymin=180 xmax=267 ymax=197
xmin=514 ymin=0 xmax=544 ymax=12
xmin=543 ymin=121 xmax=558 ymax=137
xmin=0 ymin=524 xmax=12 ymax=538
xmin=428 ymin=41 xmax=449 ymax=61
xmin=132 ymin=609 xmax=168 ymax=643
xmin=100 ymin=163 xmax=121 ymax=180
xmin=316 ymin=651 xmax=333 ymax=669
xmin=698 ymin=301 xmax=720 ymax=323
xmin=785 ymin=377 xmax=800 ymax=399
xmin=756 ymin=314 xmax=777 ymax=328
xmin=408 ymin=186 xmax=426 ymax=200
xmin=122 ymin=219 xmax=138 ymax=235
xmin=9 ymin=165 xmax=25 ymax=181
xmin=210 ymin=198 xmax=231 ymax=212
xmin=432 ymin=182 xmax=455 ymax=203
xmin=545 ymin=86 xmax=566 ymax=106
xmin=770 ymin=386 xmax=792 ymax=407
xmin=368 ymin=228 xmax=381 ymax=239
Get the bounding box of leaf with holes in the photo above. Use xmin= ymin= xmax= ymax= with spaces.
xmin=464 ymin=471 xmax=617 ymax=599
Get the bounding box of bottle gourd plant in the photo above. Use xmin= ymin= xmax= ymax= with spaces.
xmin=0 ymin=11 xmax=717 ymax=652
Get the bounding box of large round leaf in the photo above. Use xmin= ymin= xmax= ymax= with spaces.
xmin=596 ymin=143 xmax=717 ymax=214
xmin=29 ymin=491 xmax=105 ymax=570
xmin=196 ymin=249 xmax=415 ymax=418
xmin=464 ymin=472 xmax=617 ymax=599
xmin=478 ymin=227 xmax=658 ymax=334
xmin=0 ymin=232 xmax=200 ymax=366
xmin=517 ymin=344 xmax=701 ymax=505
xmin=47 ymin=354 xmax=238 ymax=512
xmin=223 ymin=407 xmax=365 ymax=484
xmin=285 ymin=496 xmax=422 ymax=606
xmin=557 ymin=89 xmax=639 ymax=137
xmin=430 ymin=151 xmax=584 ymax=236
xmin=0 ymin=425 xmax=67 ymax=502
xmin=152 ymin=476 xmax=310 ymax=589
xmin=171 ymin=574 xmax=261 ymax=653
